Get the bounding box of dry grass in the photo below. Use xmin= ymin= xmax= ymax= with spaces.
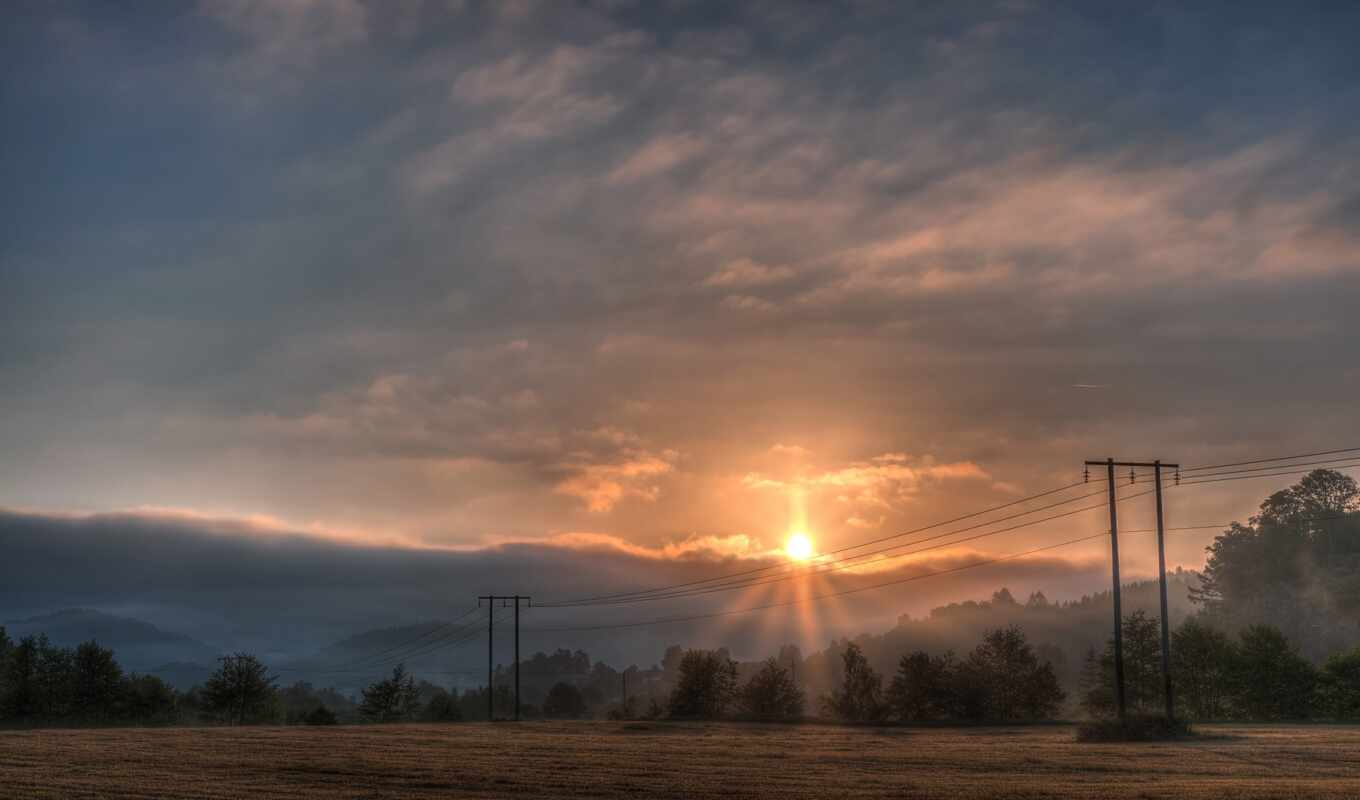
xmin=2 ymin=721 xmax=1358 ymax=799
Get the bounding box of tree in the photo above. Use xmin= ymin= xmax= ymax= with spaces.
xmin=203 ymin=653 xmax=278 ymax=725
xmin=1118 ymin=611 xmax=1162 ymax=714
xmin=667 ymin=649 xmax=738 ymax=719
xmin=1079 ymin=646 xmax=1113 ymax=718
xmin=72 ymin=641 xmax=123 ymax=722
xmin=120 ymin=674 xmax=178 ymax=724
xmin=1 ymin=635 xmax=42 ymax=719
xmin=822 ymin=642 xmax=885 ymax=722
xmin=1231 ymin=625 xmax=1316 ymax=720
xmin=33 ymin=636 xmax=74 ymax=719
xmin=1193 ymin=470 xmax=1360 ymax=659
xmin=359 ymin=663 xmax=420 ymax=723
xmin=953 ymin=626 xmax=1063 ymax=721
xmin=887 ymin=651 xmax=956 ymax=721
xmin=543 ymin=681 xmax=587 ymax=718
xmin=1318 ymin=646 xmax=1360 ymax=720
xmin=424 ymin=687 xmax=462 ymax=722
xmin=1171 ymin=618 xmax=1236 ymax=720
xmin=737 ymin=658 xmax=804 ymax=721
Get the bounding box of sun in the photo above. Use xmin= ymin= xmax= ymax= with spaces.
xmin=785 ymin=532 xmax=815 ymax=561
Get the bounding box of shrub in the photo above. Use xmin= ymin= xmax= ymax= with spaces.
xmin=304 ymin=706 xmax=338 ymax=726
xmin=1076 ymin=714 xmax=1193 ymax=742
xmin=543 ymin=682 xmax=587 ymax=719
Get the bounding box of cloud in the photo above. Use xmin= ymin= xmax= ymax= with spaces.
xmin=745 ymin=455 xmax=990 ymax=513
xmin=4 ymin=1 xmax=1360 ymax=563
xmin=0 ymin=506 xmax=1116 ymax=666
xmin=703 ymin=258 xmax=795 ymax=288
xmin=553 ymin=448 xmax=678 ymax=512
xmin=609 ymin=133 xmax=707 ymax=183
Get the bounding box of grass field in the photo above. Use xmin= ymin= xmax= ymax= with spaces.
xmin=2 ymin=721 xmax=1358 ymax=799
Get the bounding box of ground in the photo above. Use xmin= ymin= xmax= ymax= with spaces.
xmin=2 ymin=721 xmax=1358 ymax=799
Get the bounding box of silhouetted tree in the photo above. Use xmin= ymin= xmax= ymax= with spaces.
xmin=1193 ymin=470 xmax=1360 ymax=660
xmin=822 ymin=642 xmax=885 ymax=722
xmin=1079 ymin=646 xmax=1113 ymax=718
xmin=203 ymin=653 xmax=278 ymax=725
xmin=359 ymin=663 xmax=420 ymax=722
xmin=886 ymin=651 xmax=956 ymax=721
xmin=1 ymin=635 xmax=42 ymax=719
xmin=667 ymin=649 xmax=738 ymax=718
xmin=120 ymin=674 xmax=178 ymax=723
xmin=543 ymin=681 xmax=587 ymax=718
xmin=957 ymin=626 xmax=1064 ymax=721
xmin=72 ymin=641 xmax=122 ymax=722
xmin=1171 ymin=618 xmax=1236 ymax=720
xmin=737 ymin=658 xmax=804 ymax=721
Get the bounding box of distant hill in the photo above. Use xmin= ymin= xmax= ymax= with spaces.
xmin=283 ymin=620 xmax=481 ymax=690
xmin=4 ymin=608 xmax=221 ymax=684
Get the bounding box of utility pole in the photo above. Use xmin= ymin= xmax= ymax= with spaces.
xmin=1085 ymin=458 xmax=1179 ymax=721
xmin=1153 ymin=460 xmax=1174 ymax=721
xmin=477 ymin=595 xmax=530 ymax=721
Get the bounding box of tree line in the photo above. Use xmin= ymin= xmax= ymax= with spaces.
xmin=660 ymin=624 xmax=1063 ymax=723
xmin=1082 ymin=611 xmax=1360 ymax=721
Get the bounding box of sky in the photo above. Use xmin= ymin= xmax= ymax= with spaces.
xmin=3 ymin=1 xmax=1359 ymax=657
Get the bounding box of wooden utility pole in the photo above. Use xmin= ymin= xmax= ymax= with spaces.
xmin=1085 ymin=458 xmax=1179 ymax=721
xmin=1153 ymin=461 xmax=1174 ymax=721
xmin=477 ymin=595 xmax=530 ymax=721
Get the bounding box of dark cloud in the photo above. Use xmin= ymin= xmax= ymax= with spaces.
xmin=0 ymin=507 xmax=1109 ymax=668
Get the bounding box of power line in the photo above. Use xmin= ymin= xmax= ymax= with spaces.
xmin=548 ymin=489 xmax=1134 ymax=607
xmin=541 ymin=446 xmax=1360 ymax=610
xmin=522 ymin=464 xmax=1359 ymax=633
xmin=1181 ymin=445 xmax=1360 ymax=473
xmin=1177 ymin=460 xmax=1360 ymax=487
xmin=325 ymin=606 xmax=481 ymax=671
xmin=539 ymin=480 xmax=1096 ymax=607
xmin=524 ymin=532 xmax=1110 ymax=634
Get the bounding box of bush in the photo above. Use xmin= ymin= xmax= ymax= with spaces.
xmin=424 ymin=688 xmax=462 ymax=722
xmin=1076 ymin=714 xmax=1193 ymax=742
xmin=542 ymin=682 xmax=587 ymax=719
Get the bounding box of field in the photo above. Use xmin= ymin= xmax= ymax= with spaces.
xmin=2 ymin=721 xmax=1358 ymax=799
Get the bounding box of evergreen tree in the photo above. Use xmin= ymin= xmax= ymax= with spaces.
xmin=886 ymin=651 xmax=956 ymax=721
xmin=359 ymin=663 xmax=420 ymax=722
